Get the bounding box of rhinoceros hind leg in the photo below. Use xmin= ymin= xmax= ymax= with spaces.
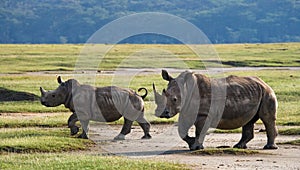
xmin=234 ymin=114 xmax=259 ymax=149
xmin=259 ymin=93 xmax=278 ymax=150
xmin=141 ymin=133 xmax=152 ymax=139
xmin=263 ymin=144 xmax=278 ymax=149
xmin=138 ymin=122 xmax=151 ymax=139
xmin=114 ymin=133 xmax=125 ymax=140
xmin=115 ymin=118 xmax=133 ymax=140
xmin=261 ymin=119 xmax=278 ymax=150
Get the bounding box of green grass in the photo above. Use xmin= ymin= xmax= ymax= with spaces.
xmin=0 ymin=153 xmax=188 ymax=170
xmin=213 ymin=128 xmax=242 ymax=133
xmin=214 ymin=43 xmax=300 ymax=67
xmin=0 ymin=127 xmax=93 ymax=153
xmin=278 ymin=128 xmax=300 ymax=135
xmin=188 ymin=148 xmax=260 ymax=155
xmin=0 ymin=44 xmax=80 ymax=73
xmin=0 ymin=113 xmax=69 ymax=128
xmin=278 ymin=139 xmax=300 ymax=146
xmin=0 ymin=43 xmax=299 ymax=73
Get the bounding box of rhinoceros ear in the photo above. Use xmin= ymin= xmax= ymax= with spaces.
xmin=162 ymin=70 xmax=173 ymax=81
xmin=57 ymin=76 xmax=63 ymax=84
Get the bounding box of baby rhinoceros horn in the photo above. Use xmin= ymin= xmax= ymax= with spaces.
xmin=40 ymin=87 xmax=46 ymax=96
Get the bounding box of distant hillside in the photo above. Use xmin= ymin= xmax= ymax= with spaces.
xmin=1 ymin=0 xmax=300 ymax=44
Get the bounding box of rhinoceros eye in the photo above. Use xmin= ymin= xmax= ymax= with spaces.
xmin=52 ymin=94 xmax=55 ymax=98
xmin=173 ymin=97 xmax=177 ymax=102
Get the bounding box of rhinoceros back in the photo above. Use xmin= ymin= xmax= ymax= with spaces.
xmin=217 ymin=76 xmax=264 ymax=129
xmin=95 ymin=86 xmax=144 ymax=122
xmin=72 ymin=85 xmax=144 ymax=122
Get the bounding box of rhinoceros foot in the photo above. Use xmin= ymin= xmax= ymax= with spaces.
xmin=263 ymin=144 xmax=278 ymax=150
xmin=70 ymin=126 xmax=79 ymax=135
xmin=78 ymin=133 xmax=88 ymax=139
xmin=141 ymin=134 xmax=152 ymax=139
xmin=114 ymin=133 xmax=125 ymax=140
xmin=233 ymin=143 xmax=247 ymax=149
xmin=190 ymin=143 xmax=204 ymax=151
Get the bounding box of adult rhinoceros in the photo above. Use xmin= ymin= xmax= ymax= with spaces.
xmin=153 ymin=70 xmax=278 ymax=150
xmin=40 ymin=76 xmax=151 ymax=140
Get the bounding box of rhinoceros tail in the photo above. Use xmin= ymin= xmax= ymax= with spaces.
xmin=138 ymin=87 xmax=148 ymax=100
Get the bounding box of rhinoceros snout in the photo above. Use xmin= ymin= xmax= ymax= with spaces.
xmin=41 ymin=101 xmax=46 ymax=105
xmin=40 ymin=100 xmax=51 ymax=107
xmin=159 ymin=109 xmax=171 ymax=118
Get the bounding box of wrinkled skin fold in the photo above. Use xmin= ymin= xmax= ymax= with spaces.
xmin=154 ymin=70 xmax=278 ymax=150
xmin=40 ymin=76 xmax=151 ymax=140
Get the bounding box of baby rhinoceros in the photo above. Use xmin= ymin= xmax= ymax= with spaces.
xmin=40 ymin=76 xmax=151 ymax=140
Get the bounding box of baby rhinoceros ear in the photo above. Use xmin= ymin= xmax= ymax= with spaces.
xmin=57 ymin=76 xmax=63 ymax=84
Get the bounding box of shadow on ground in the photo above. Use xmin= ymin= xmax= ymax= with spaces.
xmin=0 ymin=87 xmax=39 ymax=101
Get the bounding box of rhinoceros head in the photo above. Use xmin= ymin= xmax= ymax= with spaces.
xmin=153 ymin=70 xmax=181 ymax=118
xmin=40 ymin=76 xmax=70 ymax=107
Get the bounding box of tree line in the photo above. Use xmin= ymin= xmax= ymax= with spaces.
xmin=1 ymin=0 xmax=299 ymax=44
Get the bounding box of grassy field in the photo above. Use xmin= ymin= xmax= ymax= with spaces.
xmin=0 ymin=153 xmax=187 ymax=170
xmin=0 ymin=43 xmax=299 ymax=73
xmin=0 ymin=43 xmax=299 ymax=169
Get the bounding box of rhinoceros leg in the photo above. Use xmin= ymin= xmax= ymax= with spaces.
xmin=114 ymin=117 xmax=133 ymax=140
xmin=182 ymin=135 xmax=195 ymax=149
xmin=68 ymin=112 xmax=79 ymax=135
xmin=234 ymin=114 xmax=259 ymax=149
xmin=191 ymin=116 xmax=208 ymax=150
xmin=78 ymin=120 xmax=89 ymax=139
xmin=136 ymin=116 xmax=151 ymax=139
xmin=260 ymin=115 xmax=278 ymax=149
xmin=138 ymin=122 xmax=151 ymax=139
xmin=259 ymin=96 xmax=278 ymax=150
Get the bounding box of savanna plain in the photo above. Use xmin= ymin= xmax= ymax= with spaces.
xmin=0 ymin=43 xmax=299 ymax=169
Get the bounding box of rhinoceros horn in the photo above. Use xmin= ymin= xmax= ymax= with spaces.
xmin=152 ymin=83 xmax=167 ymax=116
xmin=40 ymin=87 xmax=46 ymax=96
xmin=153 ymin=83 xmax=164 ymax=104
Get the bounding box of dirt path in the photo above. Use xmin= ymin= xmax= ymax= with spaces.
xmin=2 ymin=66 xmax=299 ymax=76
xmin=88 ymin=124 xmax=300 ymax=170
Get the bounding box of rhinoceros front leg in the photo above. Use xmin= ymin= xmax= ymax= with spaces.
xmin=189 ymin=115 xmax=210 ymax=150
xmin=178 ymin=115 xmax=201 ymax=150
xmin=114 ymin=117 xmax=133 ymax=140
xmin=78 ymin=120 xmax=89 ymax=139
xmin=67 ymin=112 xmax=79 ymax=135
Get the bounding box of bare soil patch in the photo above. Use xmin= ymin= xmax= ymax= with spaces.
xmin=88 ymin=123 xmax=300 ymax=170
